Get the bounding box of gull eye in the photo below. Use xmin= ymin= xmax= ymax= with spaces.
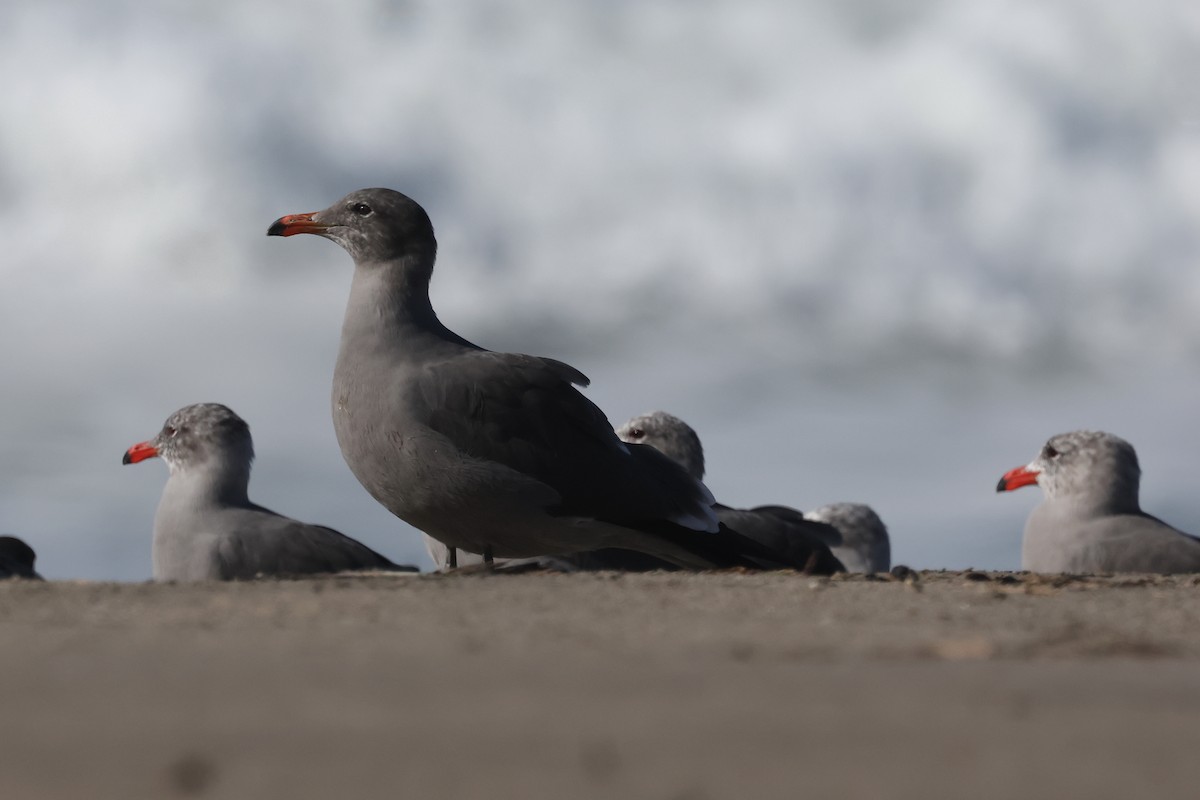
xmin=351 ymin=202 xmax=373 ymax=217
xmin=1044 ymin=445 xmax=1059 ymax=459
xmin=627 ymin=428 xmax=645 ymax=439
xmin=164 ymin=426 xmax=178 ymax=438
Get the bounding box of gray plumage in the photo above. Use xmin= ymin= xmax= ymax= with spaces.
xmin=802 ymin=503 xmax=891 ymax=573
xmin=997 ymin=430 xmax=1200 ymax=574
xmin=123 ymin=403 xmax=412 ymax=581
xmin=618 ymin=412 xmax=706 ymax=483
xmin=617 ymin=411 xmax=876 ymax=572
xmin=0 ymin=536 xmax=42 ymax=580
xmin=269 ymin=189 xmax=816 ymax=571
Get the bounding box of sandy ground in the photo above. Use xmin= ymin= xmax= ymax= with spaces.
xmin=2 ymin=569 xmax=1200 ymax=799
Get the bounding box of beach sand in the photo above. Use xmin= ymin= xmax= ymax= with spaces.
xmin=2 ymin=569 xmax=1199 ymax=799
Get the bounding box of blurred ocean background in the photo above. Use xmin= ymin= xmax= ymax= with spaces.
xmin=3 ymin=0 xmax=1200 ymax=579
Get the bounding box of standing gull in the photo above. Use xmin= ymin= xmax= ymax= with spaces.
xmin=268 ymin=188 xmax=819 ymax=570
xmin=123 ymin=403 xmax=413 ymax=581
xmin=997 ymin=429 xmax=1200 ymax=573
xmin=617 ymin=411 xmax=888 ymax=572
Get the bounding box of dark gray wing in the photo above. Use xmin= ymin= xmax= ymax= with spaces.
xmin=1087 ymin=514 xmax=1200 ymax=574
xmin=716 ymin=505 xmax=845 ymax=573
xmin=217 ymin=509 xmax=415 ymax=579
xmin=749 ymin=504 xmax=845 ymax=548
xmin=415 ymin=351 xmax=716 ymax=530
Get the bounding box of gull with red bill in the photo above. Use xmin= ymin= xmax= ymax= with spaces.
xmin=123 ymin=402 xmax=416 ymax=581
xmin=267 ymin=188 xmax=836 ymax=571
xmin=997 ymin=429 xmax=1200 ymax=574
